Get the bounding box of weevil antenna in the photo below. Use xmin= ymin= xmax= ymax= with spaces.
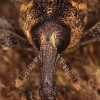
xmin=15 ymin=55 xmax=40 ymax=87
xmin=60 ymin=56 xmax=80 ymax=90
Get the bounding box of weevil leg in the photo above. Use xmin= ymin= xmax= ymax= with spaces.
xmin=0 ymin=29 xmax=34 ymax=50
xmin=0 ymin=18 xmax=37 ymax=51
xmin=65 ymin=22 xmax=100 ymax=53
xmin=78 ymin=22 xmax=100 ymax=46
xmin=15 ymin=55 xmax=40 ymax=87
xmin=59 ymin=55 xmax=80 ymax=90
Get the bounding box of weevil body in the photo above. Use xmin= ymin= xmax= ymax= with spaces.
xmin=3 ymin=0 xmax=100 ymax=100
xmin=17 ymin=0 xmax=87 ymax=99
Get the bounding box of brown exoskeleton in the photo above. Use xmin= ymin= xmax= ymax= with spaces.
xmin=0 ymin=0 xmax=100 ymax=100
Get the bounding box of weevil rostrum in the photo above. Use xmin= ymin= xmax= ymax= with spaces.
xmin=0 ymin=0 xmax=100 ymax=100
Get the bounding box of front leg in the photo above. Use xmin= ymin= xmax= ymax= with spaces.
xmin=0 ymin=18 xmax=37 ymax=51
xmin=0 ymin=29 xmax=33 ymax=50
xmin=78 ymin=22 xmax=100 ymax=46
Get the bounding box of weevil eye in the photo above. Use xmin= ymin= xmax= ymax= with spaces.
xmin=55 ymin=39 xmax=67 ymax=53
xmin=31 ymin=21 xmax=71 ymax=52
xmin=55 ymin=26 xmax=70 ymax=53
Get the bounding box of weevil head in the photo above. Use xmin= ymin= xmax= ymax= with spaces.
xmin=30 ymin=21 xmax=71 ymax=53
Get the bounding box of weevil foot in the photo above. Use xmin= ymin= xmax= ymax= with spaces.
xmin=0 ymin=81 xmax=6 ymax=88
xmin=73 ymin=81 xmax=81 ymax=91
xmin=15 ymin=78 xmax=24 ymax=88
xmin=60 ymin=56 xmax=81 ymax=90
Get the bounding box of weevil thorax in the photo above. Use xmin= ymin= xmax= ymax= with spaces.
xmin=19 ymin=0 xmax=87 ymax=51
xmin=19 ymin=0 xmax=87 ymax=99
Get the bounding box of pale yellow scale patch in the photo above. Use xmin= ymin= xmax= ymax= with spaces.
xmin=50 ymin=33 xmax=56 ymax=48
xmin=40 ymin=34 xmax=45 ymax=45
xmin=26 ymin=30 xmax=30 ymax=37
xmin=25 ymin=30 xmax=36 ymax=49
xmin=40 ymin=33 xmax=57 ymax=48
xmin=84 ymin=16 xmax=87 ymax=25
xmin=46 ymin=0 xmax=55 ymax=16
xmin=46 ymin=6 xmax=53 ymax=15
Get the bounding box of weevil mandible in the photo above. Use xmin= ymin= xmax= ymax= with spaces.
xmin=0 ymin=0 xmax=100 ymax=100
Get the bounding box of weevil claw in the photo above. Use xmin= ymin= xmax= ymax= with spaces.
xmin=15 ymin=78 xmax=24 ymax=88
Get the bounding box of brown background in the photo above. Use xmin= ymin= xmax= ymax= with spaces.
xmin=0 ymin=0 xmax=100 ymax=100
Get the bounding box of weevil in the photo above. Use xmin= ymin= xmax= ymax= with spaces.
xmin=0 ymin=0 xmax=100 ymax=100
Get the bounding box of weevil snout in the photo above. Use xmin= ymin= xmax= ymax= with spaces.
xmin=39 ymin=76 xmax=57 ymax=100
